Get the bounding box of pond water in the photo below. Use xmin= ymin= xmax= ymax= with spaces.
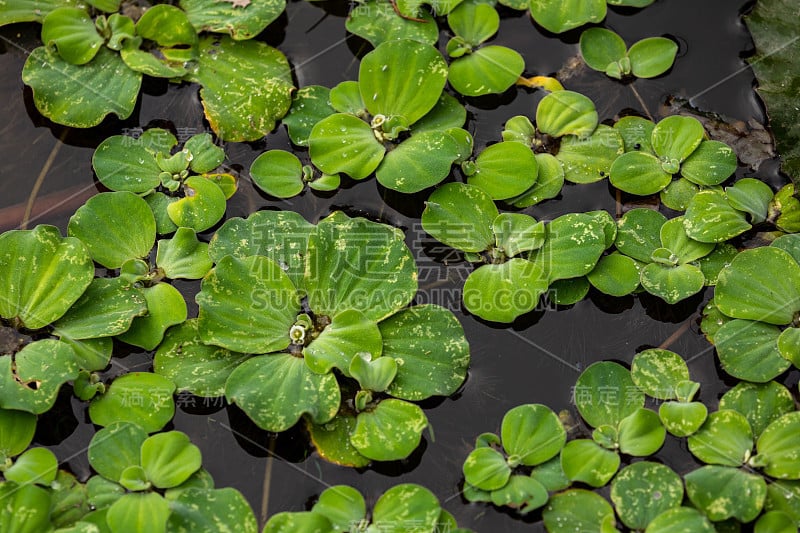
xmin=0 ymin=0 xmax=793 ymax=530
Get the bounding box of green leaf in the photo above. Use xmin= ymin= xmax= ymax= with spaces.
xmin=463 ymin=260 xmax=548 ymax=322
xmin=376 ymin=130 xmax=462 ymax=193
xmin=145 ymin=192 xmax=179 ymax=235
xmin=744 ymin=0 xmax=800 ymax=183
xmin=611 ymin=462 xmax=683 ymax=530
xmin=502 ymin=115 xmax=536 ymax=145
xmin=0 ymin=340 xmax=78 ymax=414
xmin=501 ymin=404 xmax=566 ymax=466
xmin=0 ymin=225 xmax=93 ymax=329
xmin=371 ymin=484 xmax=441 ymax=532
xmin=688 ymin=410 xmax=753 ymax=466
xmin=197 ymin=255 xmax=300 ymax=354
xmin=778 ymin=327 xmax=800 ymax=366
xmin=304 ymin=309 xmax=382 ymax=377
xmin=141 ymin=431 xmax=202 ymax=489
xmin=489 ymin=475 xmax=548 ymax=513
xmin=22 ymin=46 xmax=142 ymax=128
xmin=412 ymin=93 xmax=468 ymax=135
xmin=89 ymin=373 xmax=176 ymax=433
xmin=508 ymin=153 xmax=565 ymax=207
xmin=715 ymin=319 xmax=790 ymax=382
xmin=765 ymin=480 xmax=800 ymax=524
xmin=359 ymin=40 xmax=447 ymax=126
xmin=263 ymin=511 xmax=334 ymax=532
xmin=615 ymin=208 xmax=666 ymax=262
xmin=684 ymin=191 xmax=751 ymax=243
xmin=755 ymin=511 xmax=797 ymax=533
xmin=119 ymin=465 xmax=150 ymax=492
xmin=422 ymin=182 xmax=498 ymax=252
xmin=720 ymin=381 xmax=795 ymax=437
xmin=88 ymin=422 xmax=148 ymax=483
xmin=645 ymin=507 xmax=715 ymax=533
xmin=308 ymin=113 xmax=385 ymax=180
xmin=536 ymin=90 xmax=598 ymax=139
xmin=346 ymin=0 xmax=438 ymax=47
xmin=0 ymin=408 xmax=36 ymax=460
xmin=684 ymin=465 xmax=766 ymax=522
xmin=681 ymin=140 xmax=737 ymax=186
xmin=467 ymin=141 xmax=537 ymax=199
xmin=58 ymin=337 xmax=111 ymax=373
xmin=41 ymin=7 xmax=104 ymax=65
xmin=282 ymin=86 xmax=335 ymax=147
xmin=156 ymin=228 xmax=212 ymax=280
xmin=380 ymin=305 xmax=469 ymax=400
xmin=561 ymin=439 xmax=620 ymax=487
xmin=658 ymin=401 xmax=708 ymax=437
xmin=183 ymin=35 xmax=293 ymax=142
xmin=587 ymin=252 xmax=640 ymax=297
xmin=305 ymin=212 xmax=417 ymax=322
xmin=311 ymin=485 xmax=366 ymax=531
xmin=183 ymin=134 xmax=225 ymax=174
xmin=168 ymin=487 xmax=258 ymax=532
xmin=617 ymin=408 xmax=665 ymax=456
xmin=0 ymin=0 xmax=84 ymax=25
xmin=530 ymin=0 xmax=606 ymax=34
xmin=107 ymin=492 xmax=170 ymax=533
xmin=448 ymin=2 xmax=498 ymax=45
xmin=544 ymin=489 xmax=616 ymax=533
xmin=68 ymin=192 xmax=156 ymax=269
xmin=307 ymin=415 xmax=371 ymax=468
xmin=614 ymin=115 xmax=655 ymax=154
xmin=329 ymin=81 xmax=364 ymax=115
xmin=225 ymin=353 xmax=340 ymax=431
xmin=53 ymin=277 xmax=148 ymax=339
xmin=117 ymin=283 xmax=187 ymax=351
xmin=448 ymin=46 xmax=525 ymax=96
xmin=125 ymin=5 xmax=197 ymax=78
xmin=531 ymin=212 xmax=608 ymax=282
xmin=609 ymin=151 xmax=672 ymax=195
xmin=0 ymin=482 xmax=53 ymax=533
xmin=630 ymin=348 xmax=690 ymax=400
xmin=166 ymin=176 xmax=227 ymax=232
xmin=92 ymin=135 xmax=161 ymax=193
xmin=628 ymin=37 xmax=678 ymax=78
xmin=208 ymin=210 xmax=314 ymax=289
xmin=660 ymin=177 xmax=700 ymax=211
xmin=640 ymin=263 xmax=705 ymax=304
xmin=726 ymin=178 xmax=775 ymax=224
xmin=557 ymin=125 xmax=624 ymax=184
xmin=756 ymin=411 xmax=800 ymax=480
xmin=716 ymin=247 xmax=800 ymax=325
xmin=250 ymin=150 xmax=305 ymax=199
xmin=659 ymin=217 xmax=714 ymax=263
xmin=351 ymin=399 xmax=427 ymax=461
xmin=574 ymin=361 xmax=643 ymax=428
xmin=493 ymin=213 xmax=545 ymax=257
xmin=4 ymin=447 xmax=58 ymax=486
xmin=180 ymin=0 xmax=285 ymax=40
xmin=580 ymin=28 xmax=627 ymax=73
xmin=463 ymin=446 xmax=511 ymax=491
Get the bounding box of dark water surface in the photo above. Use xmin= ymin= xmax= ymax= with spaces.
xmin=0 ymin=0 xmax=792 ymax=530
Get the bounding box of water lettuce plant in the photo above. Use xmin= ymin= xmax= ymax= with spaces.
xmin=579 ymin=27 xmax=677 ymax=79
xmin=156 ymin=210 xmax=469 ymax=465
xmin=5 ymin=1 xmax=293 ymax=140
xmin=495 ymin=0 xmax=655 ymax=35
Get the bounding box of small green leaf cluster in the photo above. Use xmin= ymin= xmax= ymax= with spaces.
xmin=464 ymin=352 xmax=800 ymax=531
xmin=4 ymin=0 xmax=292 ymax=140
xmin=580 ymin=27 xmax=678 ymax=79
xmin=264 ymin=484 xmax=472 ymax=532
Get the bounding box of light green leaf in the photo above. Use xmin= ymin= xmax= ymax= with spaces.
xmin=720 ymin=381 xmax=795 ymax=437
xmin=141 ymin=431 xmax=202 ymax=489
xmin=492 ymin=213 xmax=545 ymax=257
xmin=351 ymin=399 xmax=427 ymax=461
xmin=448 ymin=46 xmax=525 ymax=96
xmin=371 ymin=483 xmax=441 ymax=532
xmin=329 ymin=81 xmax=364 ymax=115
xmin=587 ymin=252 xmax=640 ymax=296
xmin=282 ymin=85 xmax=335 ymax=147
xmin=448 ymin=2 xmax=498 ymax=45
xmin=166 ymin=176 xmax=227 ymax=232
xmin=304 ymin=309 xmax=382 ymax=377
xmin=615 ymin=208 xmax=666 ymax=263
xmin=659 ymin=217 xmax=715 ymax=263
xmin=250 ymin=150 xmax=305 ymax=199
xmin=0 ymin=340 xmax=78 ymax=414
xmin=645 ymin=507 xmax=715 ymax=533
xmin=381 ymin=305 xmax=469 ymax=400
xmin=715 ymin=319 xmax=790 ymax=382
xmin=580 ymin=28 xmax=627 ymax=73
xmin=640 ymin=263 xmax=705 ymax=304
xmin=307 ymin=415 xmax=371 ymax=468
xmin=225 ymin=353 xmax=340 ymax=431
xmin=167 ymin=487 xmax=258 ymax=533
xmin=0 ymin=482 xmax=53 ymax=533
xmin=630 ymin=348 xmax=690 ymax=400
xmin=308 ymin=113 xmax=385 ymax=180
xmin=574 ymin=361 xmax=643 ymax=428
xmin=467 ymin=141 xmax=537 ymax=199
xmin=611 ymin=462 xmax=683 ymax=530
xmin=658 ymin=401 xmax=708 ymax=437
xmin=184 ymin=35 xmax=293 ymax=142
xmin=262 ymin=511 xmax=334 ymax=532
xmin=0 ymin=409 xmax=36 ymax=460
xmin=536 ymin=90 xmax=598 ymax=139
xmin=305 ymin=212 xmax=416 ymax=322
xmin=660 ymin=177 xmax=699 ymax=211
xmin=107 ymin=492 xmax=170 ymax=533
xmin=726 ymin=178 xmax=774 ymax=224
xmin=754 ymin=412 xmax=800 ymax=479
xmin=755 ymin=511 xmax=797 ymax=533
xmin=489 ymin=475 xmax=548 ymax=513
xmin=88 ymin=422 xmax=148 ymax=483
xmin=557 ymin=125 xmax=624 ymax=184
xmin=688 ymin=410 xmax=753 ymax=466
xmin=346 ymin=0 xmax=439 ymax=47
xmin=180 ymin=0 xmax=285 ymax=40
xmin=359 ymin=39 xmax=447 ymax=126
xmin=684 ymin=190 xmax=751 ymax=243
xmin=197 ymin=255 xmax=300 ymax=354
xmin=376 ymin=130 xmax=462 ymax=193
xmin=502 ymin=115 xmax=536 ymax=145
xmin=508 ymin=153 xmax=565 ymax=207
xmin=92 ymin=135 xmax=161 ymax=193
xmin=156 ymin=228 xmax=212 ymax=280
xmin=531 ymin=212 xmax=608 ymax=283
xmin=422 ymin=182 xmax=498 ymax=253
xmin=561 ymin=439 xmax=620 ymax=487
xmin=4 ymin=447 xmax=58 ymax=486
xmin=22 ymin=46 xmax=142 ymax=128
xmin=778 ymin=327 xmax=800 ymax=366
xmin=530 ymin=0 xmax=606 ymax=34
xmin=311 ymin=485 xmax=366 ymax=531
xmin=609 ymin=151 xmax=672 ymax=195
xmin=614 ymin=115 xmax=655 ymax=154
xmin=463 ymin=446 xmax=511 ymax=491
xmin=0 ymin=225 xmax=93 ymax=330
xmin=543 ymin=489 xmax=616 ymax=533
xmin=651 ymin=115 xmax=705 ymax=164
xmin=617 ymin=408 xmax=665 ymax=456
xmin=501 ymin=404 xmax=566 ymax=467
xmin=117 ymin=283 xmax=187 ymax=351
xmin=681 ymin=140 xmax=737 ymax=186
xmin=412 ymin=93 xmax=467 ymax=135
xmin=463 ymin=260 xmax=548 ymax=322
xmin=684 ymin=465 xmax=766 ymax=522
xmin=628 ymin=37 xmax=678 ymax=78
xmin=89 ymin=373 xmax=176 ymax=433
xmin=52 ymin=277 xmax=147 ymax=339
xmin=41 ymin=7 xmax=103 ymax=65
